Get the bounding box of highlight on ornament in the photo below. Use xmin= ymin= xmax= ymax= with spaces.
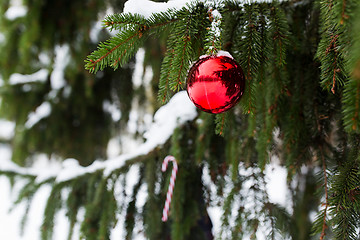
xmin=186 ymin=52 xmax=245 ymax=114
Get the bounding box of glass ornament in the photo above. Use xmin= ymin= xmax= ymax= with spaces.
xmin=186 ymin=55 xmax=245 ymax=114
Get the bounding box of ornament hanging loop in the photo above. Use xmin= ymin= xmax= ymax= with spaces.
xmin=161 ymin=155 xmax=178 ymax=222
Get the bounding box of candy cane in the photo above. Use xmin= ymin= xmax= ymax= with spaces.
xmin=161 ymin=155 xmax=178 ymax=222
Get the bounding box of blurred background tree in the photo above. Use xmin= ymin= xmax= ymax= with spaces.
xmin=0 ymin=0 xmax=156 ymax=166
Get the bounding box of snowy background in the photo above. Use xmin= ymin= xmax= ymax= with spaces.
xmin=0 ymin=0 xmax=290 ymax=239
xmin=0 ymin=127 xmax=289 ymax=240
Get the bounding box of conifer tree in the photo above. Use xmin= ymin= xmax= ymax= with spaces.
xmin=1 ymin=0 xmax=360 ymax=240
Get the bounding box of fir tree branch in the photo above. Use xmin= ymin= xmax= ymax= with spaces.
xmin=86 ymin=10 xmax=180 ymax=74
xmin=221 ymin=1 xmax=244 ymax=53
xmin=41 ymin=183 xmax=63 ymax=240
xmin=326 ymin=34 xmax=339 ymax=94
xmin=103 ymin=11 xmax=179 ymax=32
xmin=269 ymin=3 xmax=289 ymax=67
xmin=328 ymin=160 xmax=360 ymax=240
xmin=158 ymin=27 xmax=192 ymax=101
xmin=85 ymin=28 xmax=145 ymax=73
xmin=103 ymin=13 xmax=147 ymax=31
xmin=215 ymin=113 xmax=227 ymax=136
xmin=158 ymin=49 xmax=176 ymax=103
xmin=171 ymin=34 xmax=191 ymax=92
xmin=204 ymin=8 xmax=222 ymax=55
xmin=238 ymin=4 xmax=262 ymax=114
xmin=342 ymin=2 xmax=360 ymax=132
xmin=253 ymin=4 xmax=278 ymax=168
xmin=158 ymin=3 xmax=210 ymax=102
xmin=317 ymin=31 xmax=345 ymax=93
xmin=317 ymin=0 xmax=347 ymax=93
xmin=343 ymin=78 xmax=360 ymax=131
xmin=340 ymin=0 xmax=349 ymax=24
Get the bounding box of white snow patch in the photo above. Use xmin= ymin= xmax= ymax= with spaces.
xmin=125 ymin=165 xmax=140 ymax=196
xmin=0 ymin=144 xmax=12 ymax=162
xmin=127 ymin=47 xmax=155 ymax=140
xmin=136 ymin=184 xmax=148 ymax=210
xmin=0 ymin=156 xmax=27 ymax=176
xmin=265 ymin=160 xmax=290 ymax=210
xmin=107 ymin=137 xmax=122 ymax=159
xmin=217 ymin=50 xmax=234 ymax=59
xmin=120 ymin=133 xmax=144 ymax=155
xmin=207 ymin=205 xmax=222 ymax=237
xmin=38 ymin=52 xmax=51 ymax=65
xmin=5 ymin=5 xmax=28 ymax=20
xmin=144 ymin=66 xmax=153 ymax=86
xmin=33 ymin=154 xmax=62 ymax=183
xmin=9 ymin=69 xmax=49 ymax=85
xmin=133 ymin=222 xmax=146 ymax=240
xmin=143 ymin=91 xmax=196 ymax=142
xmin=110 ymin=220 xmax=124 ymax=240
xmin=0 ymin=147 xmax=62 ymax=182
xmin=51 ymin=45 xmax=70 ymax=90
xmin=132 ymin=48 xmax=153 ymax=89
xmin=209 ymin=8 xmax=222 ymax=37
xmin=111 ymin=177 xmax=126 ymax=239
xmin=133 ymin=48 xmax=146 ymax=88
xmin=0 ymin=178 xmax=18 ymax=239
xmin=25 ymin=101 xmax=52 ymax=129
xmin=202 ymin=165 xmax=222 ymax=237
xmin=103 ymin=100 xmax=121 ymax=122
xmin=123 ymin=0 xmax=283 ymax=19
xmin=123 ymin=0 xmax=191 ymax=18
xmin=199 ymin=54 xmax=209 ymax=59
xmin=211 ymin=9 xmax=222 ymax=18
xmin=52 ymin=209 xmax=71 ymax=240
xmin=0 ymin=120 xmax=15 ymax=140
xmin=55 ymin=158 xmax=104 ymax=183
xmin=90 ymin=20 xmax=104 ymax=43
xmin=22 ymin=185 xmax=53 ymax=239
xmin=0 ymin=177 xmax=28 ymax=239
xmin=233 ymin=0 xmax=284 ymax=3
xmin=123 ymin=0 xmax=282 ymax=19
xmin=128 ymin=106 xmax=141 ymax=134
xmin=199 ymin=50 xmax=234 ymax=59
xmin=127 ymin=101 xmax=152 ymax=137
xmin=0 ymin=174 xmax=53 ymax=240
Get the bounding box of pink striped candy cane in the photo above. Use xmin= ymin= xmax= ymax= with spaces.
xmin=161 ymin=155 xmax=178 ymax=222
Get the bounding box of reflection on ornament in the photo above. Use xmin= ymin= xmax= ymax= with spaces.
xmin=186 ymin=55 xmax=245 ymax=114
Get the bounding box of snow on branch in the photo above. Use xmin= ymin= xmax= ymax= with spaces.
xmin=123 ymin=0 xmax=191 ymax=18
xmin=25 ymin=102 xmax=52 ymax=129
xmin=9 ymin=69 xmax=49 ymax=85
xmin=123 ymin=0 xmax=285 ymax=19
xmin=0 ymin=120 xmax=15 ymax=140
xmin=4 ymin=5 xmax=28 ymax=20
xmin=0 ymin=91 xmax=197 ymax=183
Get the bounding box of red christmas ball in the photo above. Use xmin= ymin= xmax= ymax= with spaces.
xmin=186 ymin=55 xmax=245 ymax=114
